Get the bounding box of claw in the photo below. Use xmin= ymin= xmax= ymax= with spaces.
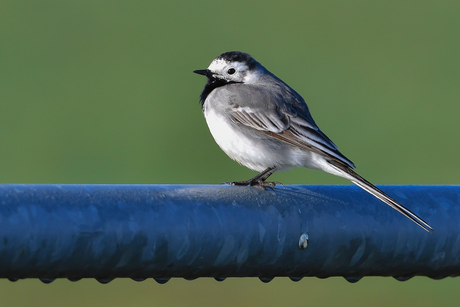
xmin=251 ymin=181 xmax=280 ymax=191
xmin=222 ymin=180 xmax=282 ymax=191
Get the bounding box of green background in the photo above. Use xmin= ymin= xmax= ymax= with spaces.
xmin=1 ymin=1 xmax=459 ymax=306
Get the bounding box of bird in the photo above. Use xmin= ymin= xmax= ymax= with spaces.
xmin=193 ymin=51 xmax=433 ymax=232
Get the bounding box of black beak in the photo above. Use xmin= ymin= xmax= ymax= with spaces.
xmin=193 ymin=69 xmax=211 ymax=77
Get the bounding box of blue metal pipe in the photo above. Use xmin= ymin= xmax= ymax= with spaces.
xmin=0 ymin=184 xmax=456 ymax=283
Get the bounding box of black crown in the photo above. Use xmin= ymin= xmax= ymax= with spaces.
xmin=216 ymin=51 xmax=257 ymax=70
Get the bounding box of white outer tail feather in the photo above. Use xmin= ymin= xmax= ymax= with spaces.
xmin=329 ymin=163 xmax=433 ymax=233
xmin=351 ymin=179 xmax=433 ymax=232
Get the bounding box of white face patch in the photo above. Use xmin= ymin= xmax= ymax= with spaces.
xmin=207 ymin=59 xmax=250 ymax=81
xmin=207 ymin=59 xmax=230 ymax=72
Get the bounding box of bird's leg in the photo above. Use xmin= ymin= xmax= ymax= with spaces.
xmin=251 ymin=167 xmax=284 ymax=189
xmin=223 ymin=167 xmax=283 ymax=189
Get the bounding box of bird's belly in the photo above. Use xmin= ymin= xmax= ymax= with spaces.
xmin=204 ymin=108 xmax=309 ymax=172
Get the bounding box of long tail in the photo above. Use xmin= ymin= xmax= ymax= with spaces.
xmin=329 ymin=162 xmax=433 ymax=233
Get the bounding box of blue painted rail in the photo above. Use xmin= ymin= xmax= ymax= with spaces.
xmin=0 ymin=184 xmax=456 ymax=283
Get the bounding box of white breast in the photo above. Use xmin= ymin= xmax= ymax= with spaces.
xmin=204 ymin=107 xmax=264 ymax=171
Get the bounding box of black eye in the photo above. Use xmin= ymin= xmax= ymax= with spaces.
xmin=227 ymin=68 xmax=236 ymax=75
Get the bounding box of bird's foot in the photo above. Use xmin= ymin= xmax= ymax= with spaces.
xmin=222 ymin=167 xmax=281 ymax=190
xmin=222 ymin=180 xmax=252 ymax=186
xmin=223 ymin=180 xmax=283 ymax=191
xmin=251 ymin=180 xmax=279 ymax=191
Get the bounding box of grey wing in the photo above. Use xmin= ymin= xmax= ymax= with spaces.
xmin=226 ymin=84 xmax=356 ymax=168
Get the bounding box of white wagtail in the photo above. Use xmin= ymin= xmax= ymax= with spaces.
xmin=194 ymin=51 xmax=432 ymax=232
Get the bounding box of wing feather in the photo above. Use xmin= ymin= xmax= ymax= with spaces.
xmin=228 ymin=97 xmax=355 ymax=168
